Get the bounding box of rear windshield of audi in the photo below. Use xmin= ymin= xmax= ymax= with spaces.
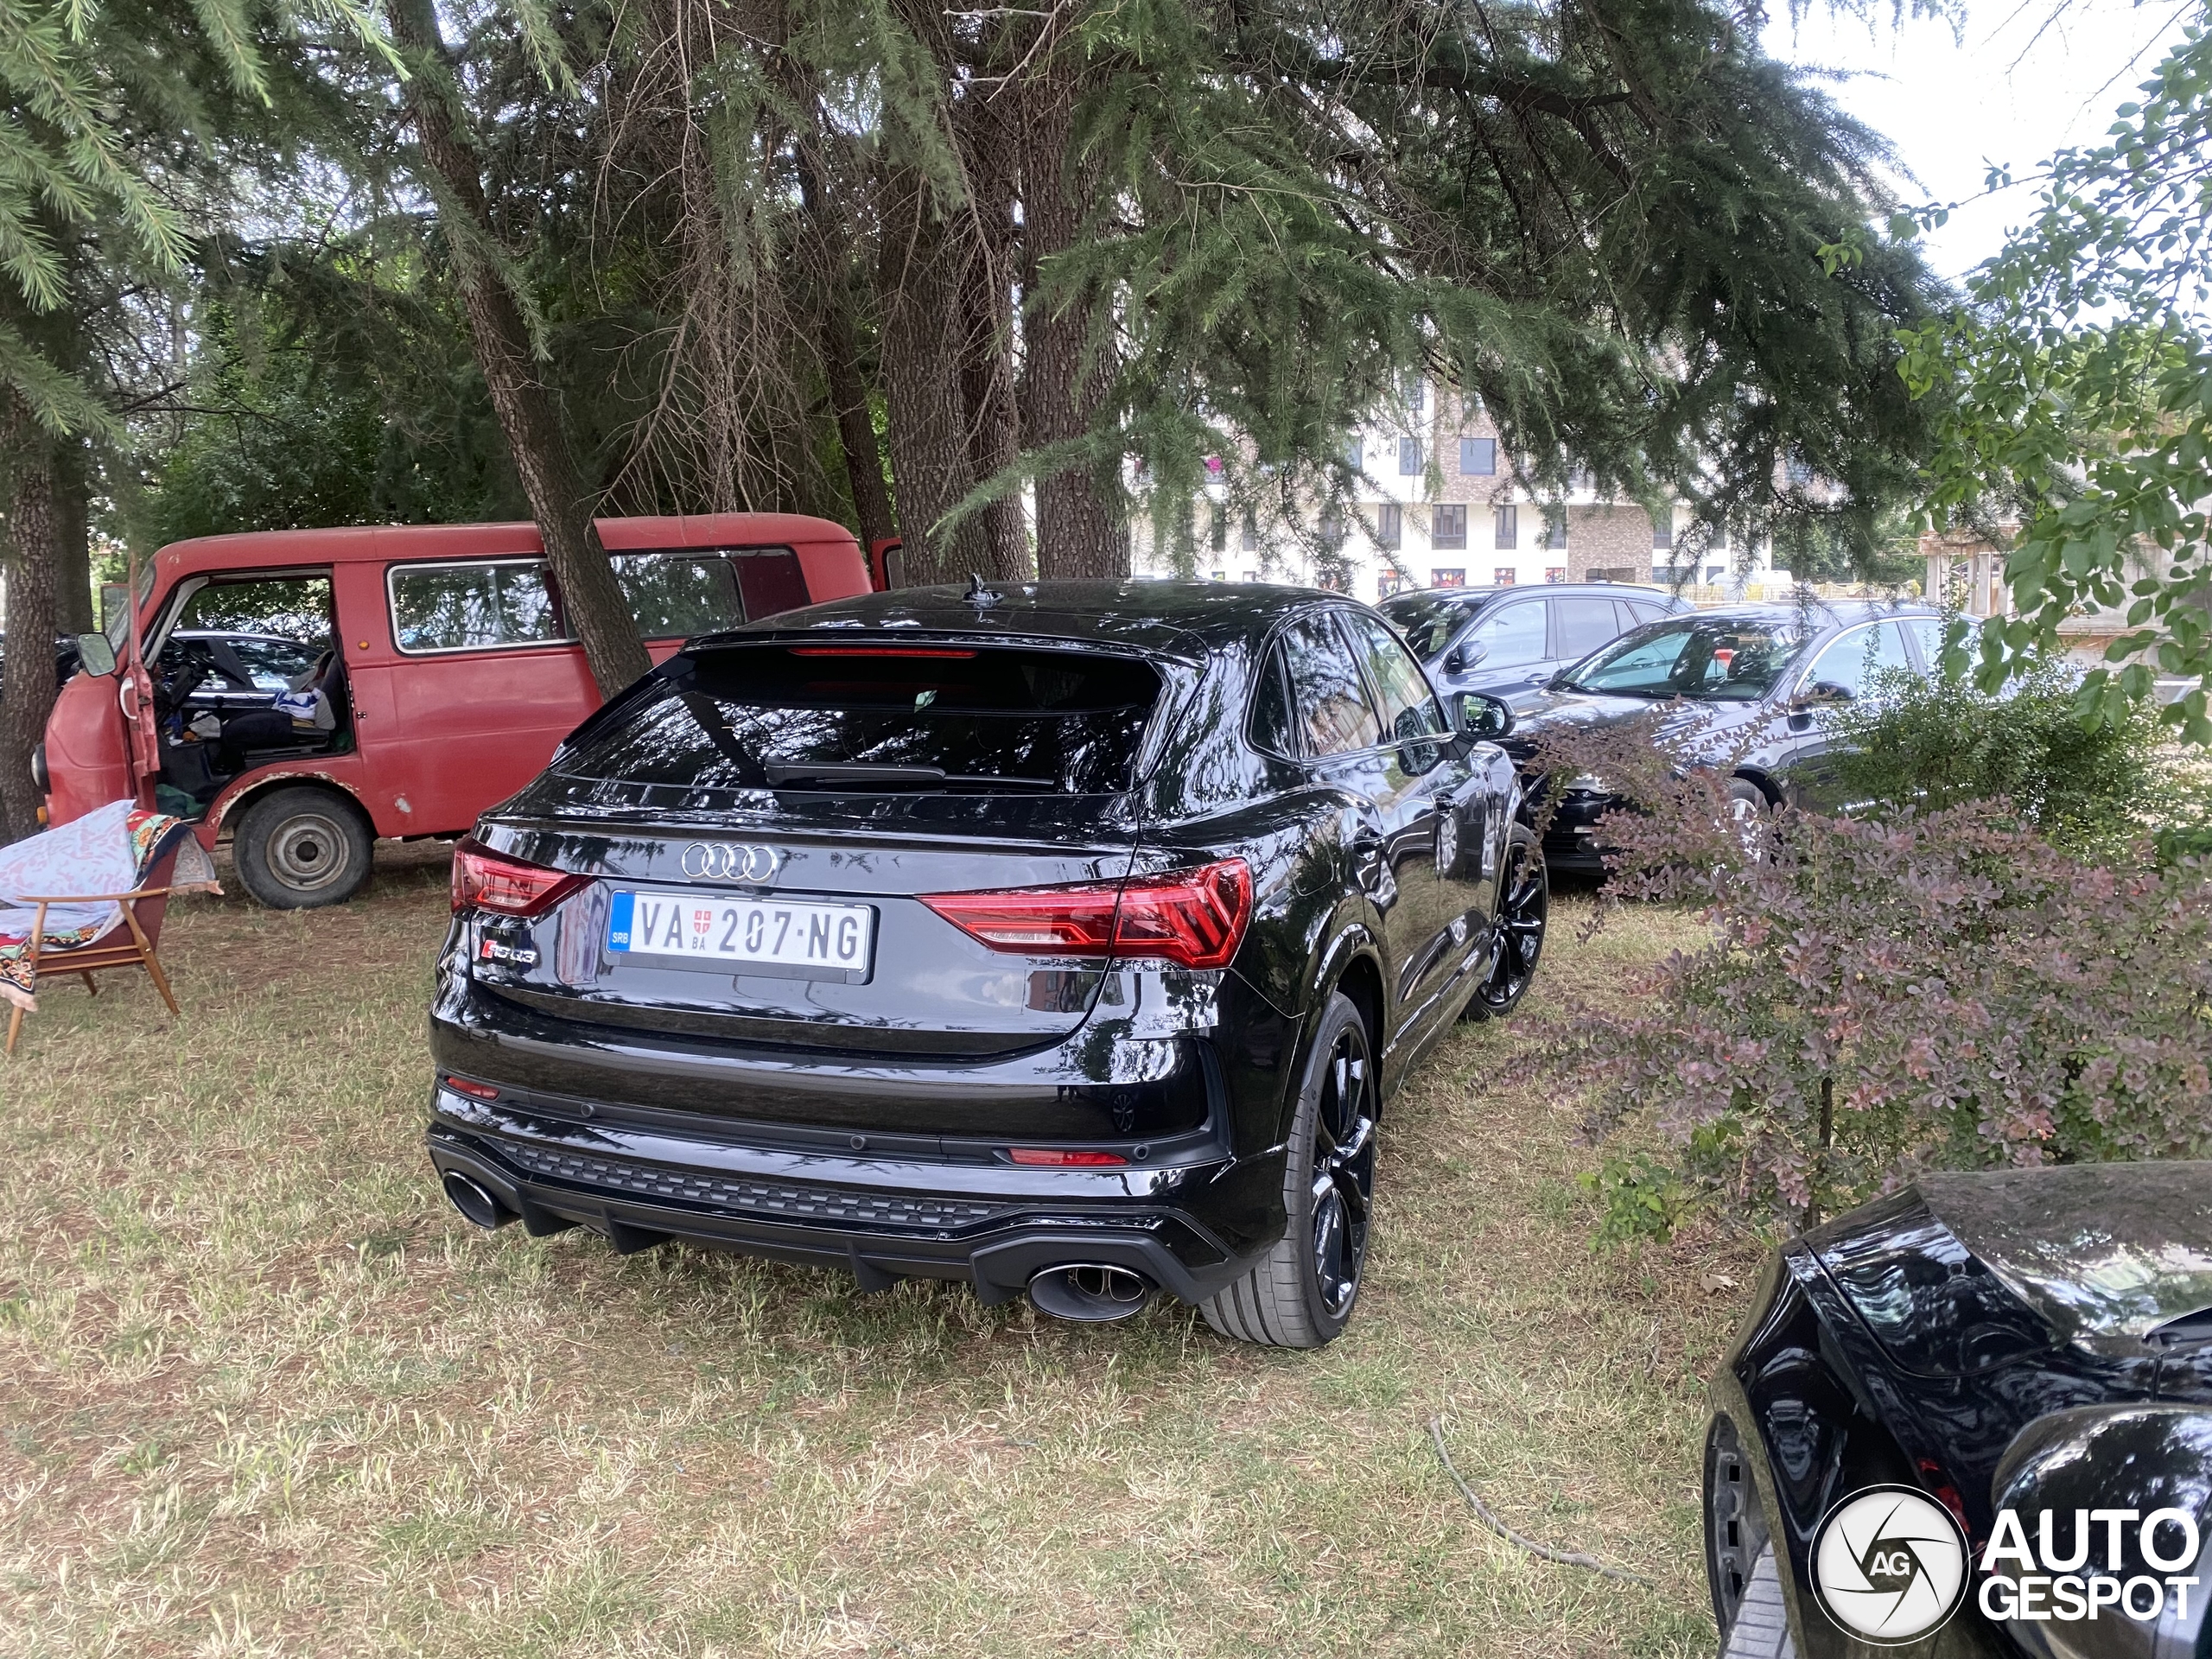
xmin=554 ymin=643 xmax=1166 ymax=796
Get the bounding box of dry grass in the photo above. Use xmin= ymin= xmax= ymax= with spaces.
xmin=0 ymin=850 xmax=1757 ymax=1658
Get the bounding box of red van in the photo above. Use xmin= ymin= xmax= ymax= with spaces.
xmin=40 ymin=514 xmax=870 ymax=906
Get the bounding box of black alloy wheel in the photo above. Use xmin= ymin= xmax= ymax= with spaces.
xmin=1309 ymin=1014 xmax=1377 ymax=1319
xmin=1467 ymin=822 xmax=1546 ymax=1020
xmin=1200 ymin=992 xmax=1378 ymax=1347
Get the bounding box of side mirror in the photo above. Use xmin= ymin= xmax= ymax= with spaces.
xmin=1793 ymin=680 xmax=1853 ymax=710
xmin=1443 ymin=646 xmax=1465 ymax=674
xmin=1456 ymin=692 xmax=1513 ymax=740
xmin=74 ymin=632 xmax=117 ymax=677
xmin=1986 ymin=1405 xmax=2212 ymax=1656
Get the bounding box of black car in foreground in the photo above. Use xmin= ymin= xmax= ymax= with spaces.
xmin=1504 ymin=599 xmax=1962 ymax=872
xmin=1708 ymin=1162 xmax=2212 ymax=1658
xmin=426 ymin=581 xmax=1545 ymax=1347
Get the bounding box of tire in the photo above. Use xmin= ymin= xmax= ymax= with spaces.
xmin=1708 ymin=1416 xmax=1796 ymax=1657
xmin=1464 ymin=822 xmax=1546 ymax=1021
xmin=1200 ymin=991 xmax=1377 ymax=1349
xmin=233 ymin=785 xmax=372 ymax=909
xmin=1725 ymin=776 xmax=1778 ymax=861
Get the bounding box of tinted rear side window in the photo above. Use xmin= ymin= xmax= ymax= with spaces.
xmin=555 ymin=645 xmax=1164 ymax=797
xmin=1275 ymin=613 xmax=1382 ymax=757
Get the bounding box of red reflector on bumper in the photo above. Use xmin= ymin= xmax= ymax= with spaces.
xmin=1007 ymin=1147 xmax=1129 ymax=1167
xmin=443 ymin=1077 xmax=499 ymax=1100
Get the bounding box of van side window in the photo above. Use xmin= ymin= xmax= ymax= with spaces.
xmin=613 ymin=554 xmax=744 ymax=638
xmin=390 ymin=561 xmax=569 ymax=652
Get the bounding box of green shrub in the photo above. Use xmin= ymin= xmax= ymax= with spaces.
xmin=1822 ymin=654 xmax=2206 ymax=858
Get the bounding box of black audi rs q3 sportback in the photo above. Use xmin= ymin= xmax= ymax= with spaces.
xmin=426 ymin=581 xmax=1546 ymax=1348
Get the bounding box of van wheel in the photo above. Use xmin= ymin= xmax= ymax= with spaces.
xmin=1199 ymin=991 xmax=1376 ymax=1349
xmin=233 ymin=787 xmax=372 ymax=909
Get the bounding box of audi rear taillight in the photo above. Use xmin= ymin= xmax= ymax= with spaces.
xmin=921 ymin=858 xmax=1252 ymax=969
xmin=451 ymin=838 xmax=588 ymax=918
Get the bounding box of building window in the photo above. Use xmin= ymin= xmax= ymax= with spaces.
xmin=1211 ymin=504 xmax=1228 ymax=553
xmin=1494 ymin=505 xmax=1518 ymax=550
xmin=1543 ymin=514 xmax=1568 ymax=550
xmin=1398 ymin=436 xmax=1422 ymax=475
xmin=1432 ymin=568 xmax=1465 ymax=587
xmin=1404 ymin=378 xmax=1425 ymax=415
xmin=1705 ymin=565 xmax=1725 ymax=583
xmin=1546 ymin=565 xmax=1567 ymax=583
xmin=1492 ymin=567 xmax=1516 ymax=586
xmin=1211 ymin=569 xmax=1227 ymax=582
xmin=1710 ymin=524 xmax=1729 ymax=551
xmin=1653 ymin=514 xmax=1674 ymax=550
xmin=1375 ymin=503 xmax=1402 ymax=550
xmin=1241 ymin=516 xmax=1259 ymax=552
xmin=1568 ymin=467 xmax=1592 ymax=493
xmin=1345 ymin=437 xmax=1363 ymax=473
xmin=1433 ymin=503 xmax=1468 ymax=549
xmin=1459 ymin=436 xmax=1496 ymax=476
xmin=1377 ymin=571 xmax=1406 ymax=599
xmin=1241 ymin=569 xmax=1259 ymax=584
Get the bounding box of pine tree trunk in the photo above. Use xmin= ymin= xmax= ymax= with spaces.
xmin=821 ymin=299 xmax=897 ymax=556
xmin=53 ymin=440 xmax=92 ymax=634
xmin=1018 ymin=57 xmax=1127 ymax=580
xmin=955 ymin=98 xmax=1032 ymax=581
xmin=876 ymin=165 xmax=987 ymax=588
xmin=798 ymin=156 xmax=897 ymax=555
xmin=0 ymin=413 xmax=60 ymax=842
xmin=385 ymin=0 xmax=649 ymax=697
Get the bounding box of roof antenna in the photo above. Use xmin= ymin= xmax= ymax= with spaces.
xmin=966 ymin=572 xmax=1002 ymax=609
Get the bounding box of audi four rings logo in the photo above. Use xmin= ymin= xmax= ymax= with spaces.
xmin=679 ymin=842 xmax=784 ymax=883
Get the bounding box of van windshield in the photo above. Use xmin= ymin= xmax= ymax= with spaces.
xmin=555 ymin=643 xmax=1166 ymax=796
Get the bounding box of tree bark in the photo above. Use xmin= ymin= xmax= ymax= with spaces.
xmin=385 ymin=0 xmax=650 ymax=696
xmin=0 ymin=409 xmax=60 ymax=842
xmin=875 ymin=164 xmax=988 ymax=588
xmin=1018 ymin=53 xmax=1127 ymax=580
xmin=52 ymin=440 xmax=92 ymax=634
xmin=954 ymin=97 xmax=1032 ymax=581
xmin=798 ymin=153 xmax=897 ymax=555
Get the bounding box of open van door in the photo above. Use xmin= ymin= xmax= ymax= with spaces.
xmin=118 ymin=556 xmax=161 ymax=809
xmin=867 ymin=538 xmax=903 ymax=591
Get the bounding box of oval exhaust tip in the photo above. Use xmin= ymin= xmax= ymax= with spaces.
xmin=1027 ymin=1263 xmax=1154 ymax=1323
xmin=442 ymin=1169 xmax=512 ymax=1230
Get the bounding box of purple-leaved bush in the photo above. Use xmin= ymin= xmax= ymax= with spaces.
xmin=1526 ymin=715 xmax=2212 ymax=1236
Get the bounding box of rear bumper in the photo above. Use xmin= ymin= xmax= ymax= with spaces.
xmin=424 ymin=1084 xmax=1274 ymax=1306
xmin=1540 ymin=791 xmax=1613 ymax=874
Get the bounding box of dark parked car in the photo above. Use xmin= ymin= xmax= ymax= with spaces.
xmin=424 ymin=581 xmax=1548 ymax=1347
xmin=1707 ymin=1161 xmax=2212 ymax=1658
xmin=1503 ymin=600 xmax=1962 ymax=873
xmin=1381 ymin=582 xmax=1692 ymax=702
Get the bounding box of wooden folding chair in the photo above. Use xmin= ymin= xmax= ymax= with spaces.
xmin=4 ymin=846 xmax=184 ymax=1058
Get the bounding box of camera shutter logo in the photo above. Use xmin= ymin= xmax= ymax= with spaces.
xmin=1811 ymin=1485 xmax=1971 ymax=1644
xmin=680 ymin=842 xmax=783 ymax=884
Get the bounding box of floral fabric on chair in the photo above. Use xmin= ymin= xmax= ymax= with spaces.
xmin=0 ymin=801 xmax=219 ymax=1010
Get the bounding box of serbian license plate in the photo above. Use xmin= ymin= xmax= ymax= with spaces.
xmin=606 ymin=890 xmax=874 ymax=982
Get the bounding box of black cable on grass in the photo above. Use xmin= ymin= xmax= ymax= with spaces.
xmin=1427 ymin=1415 xmax=1656 ymax=1586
